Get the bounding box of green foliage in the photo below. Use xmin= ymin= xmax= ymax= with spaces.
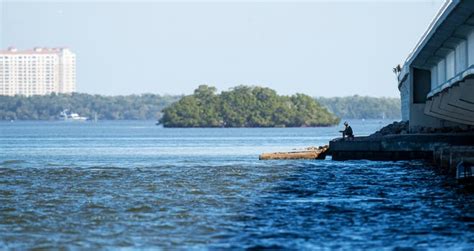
xmin=160 ymin=85 xmax=340 ymax=127
xmin=1 ymin=90 xmax=398 ymax=123
xmin=316 ymin=95 xmax=401 ymax=119
xmin=0 ymin=93 xmax=181 ymax=120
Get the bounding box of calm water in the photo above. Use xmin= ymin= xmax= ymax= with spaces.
xmin=1 ymin=120 xmax=473 ymax=250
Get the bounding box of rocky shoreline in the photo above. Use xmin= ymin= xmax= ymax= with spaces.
xmin=368 ymin=121 xmax=473 ymax=138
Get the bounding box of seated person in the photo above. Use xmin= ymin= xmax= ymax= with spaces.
xmin=339 ymin=121 xmax=354 ymax=140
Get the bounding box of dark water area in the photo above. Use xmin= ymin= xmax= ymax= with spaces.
xmin=1 ymin=120 xmax=473 ymax=250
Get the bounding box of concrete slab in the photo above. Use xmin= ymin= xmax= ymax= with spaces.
xmin=425 ymin=91 xmax=474 ymax=125
xmin=330 ymin=133 xmax=474 ymax=161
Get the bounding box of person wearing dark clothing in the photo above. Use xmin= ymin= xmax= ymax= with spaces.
xmin=339 ymin=121 xmax=354 ymax=140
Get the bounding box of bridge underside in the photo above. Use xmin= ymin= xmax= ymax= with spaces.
xmin=425 ymin=77 xmax=474 ymax=125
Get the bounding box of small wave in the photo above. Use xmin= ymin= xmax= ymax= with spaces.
xmin=0 ymin=160 xmax=26 ymax=165
xmin=246 ymin=244 xmax=287 ymax=250
xmin=46 ymin=163 xmax=62 ymax=167
xmin=126 ymin=205 xmax=153 ymax=213
xmin=286 ymin=196 xmax=386 ymax=204
xmin=83 ymin=166 xmax=125 ymax=171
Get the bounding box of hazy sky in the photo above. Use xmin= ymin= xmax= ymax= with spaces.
xmin=1 ymin=0 xmax=443 ymax=97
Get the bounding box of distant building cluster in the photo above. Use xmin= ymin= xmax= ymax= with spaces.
xmin=0 ymin=47 xmax=76 ymax=96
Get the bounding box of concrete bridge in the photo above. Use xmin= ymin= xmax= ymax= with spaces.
xmin=329 ymin=1 xmax=474 ymax=181
xmin=398 ymin=0 xmax=474 ymax=131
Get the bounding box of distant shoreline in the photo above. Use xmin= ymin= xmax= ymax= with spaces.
xmin=0 ymin=92 xmax=401 ymax=122
xmin=1 ymin=118 xmax=401 ymax=124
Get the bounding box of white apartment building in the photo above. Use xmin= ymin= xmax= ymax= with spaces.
xmin=0 ymin=47 xmax=76 ymax=96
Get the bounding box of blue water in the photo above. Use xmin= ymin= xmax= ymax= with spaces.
xmin=1 ymin=120 xmax=473 ymax=250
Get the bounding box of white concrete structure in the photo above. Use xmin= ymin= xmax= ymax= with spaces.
xmin=398 ymin=0 xmax=474 ymax=131
xmin=0 ymin=47 xmax=76 ymax=96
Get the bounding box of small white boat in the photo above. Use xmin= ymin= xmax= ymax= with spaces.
xmin=68 ymin=113 xmax=88 ymax=121
xmin=60 ymin=110 xmax=88 ymax=121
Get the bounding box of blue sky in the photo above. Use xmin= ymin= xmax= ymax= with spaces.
xmin=1 ymin=0 xmax=443 ymax=97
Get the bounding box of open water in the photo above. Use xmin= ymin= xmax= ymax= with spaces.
xmin=0 ymin=120 xmax=473 ymax=250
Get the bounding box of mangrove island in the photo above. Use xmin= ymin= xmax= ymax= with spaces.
xmin=159 ymin=85 xmax=340 ymax=127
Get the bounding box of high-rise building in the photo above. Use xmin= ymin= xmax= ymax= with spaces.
xmin=0 ymin=47 xmax=76 ymax=96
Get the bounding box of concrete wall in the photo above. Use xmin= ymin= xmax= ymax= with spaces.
xmin=330 ymin=134 xmax=474 ymax=162
xmin=409 ymin=67 xmax=444 ymax=131
xmin=399 ymin=77 xmax=410 ymax=121
xmin=431 ymin=30 xmax=474 ymax=91
xmin=427 ymin=30 xmax=474 ymax=92
xmin=446 ymin=51 xmax=456 ymax=80
xmin=437 ymin=59 xmax=446 ymax=87
xmin=468 ymin=30 xmax=474 ymax=66
xmin=456 ymin=41 xmax=467 ymax=74
xmin=409 ymin=103 xmax=443 ymax=131
xmin=431 ymin=65 xmax=438 ymax=90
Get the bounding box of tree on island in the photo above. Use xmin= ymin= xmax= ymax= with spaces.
xmin=159 ymin=85 xmax=340 ymax=127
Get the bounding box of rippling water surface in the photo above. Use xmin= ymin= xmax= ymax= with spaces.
xmin=1 ymin=120 xmax=473 ymax=250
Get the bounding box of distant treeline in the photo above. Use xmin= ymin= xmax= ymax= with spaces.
xmin=0 ymin=93 xmax=181 ymax=120
xmin=316 ymin=96 xmax=401 ymax=119
xmin=0 ymin=91 xmax=401 ymax=121
xmin=160 ymin=85 xmax=340 ymax=127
